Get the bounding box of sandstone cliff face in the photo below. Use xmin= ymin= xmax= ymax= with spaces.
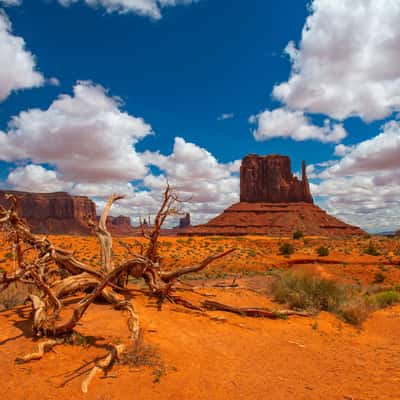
xmin=0 ymin=190 xmax=96 ymax=234
xmin=240 ymin=154 xmax=313 ymax=203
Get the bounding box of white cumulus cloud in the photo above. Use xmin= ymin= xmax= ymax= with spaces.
xmin=7 ymin=164 xmax=71 ymax=192
xmin=57 ymin=0 xmax=197 ymax=19
xmin=311 ymin=120 xmax=400 ymax=232
xmin=0 ymin=11 xmax=44 ymax=102
xmin=250 ymin=108 xmax=347 ymax=143
xmin=0 ymin=81 xmax=152 ymax=182
xmin=320 ymin=120 xmax=400 ymax=178
xmin=273 ymin=0 xmax=400 ymax=122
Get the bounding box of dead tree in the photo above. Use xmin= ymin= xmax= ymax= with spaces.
xmin=0 ymin=187 xmax=235 ymax=391
xmin=0 ymin=186 xmax=308 ymax=392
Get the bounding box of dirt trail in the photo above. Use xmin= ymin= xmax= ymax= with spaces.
xmin=0 ymin=286 xmax=399 ymax=400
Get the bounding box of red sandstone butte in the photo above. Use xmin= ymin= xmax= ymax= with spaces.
xmin=182 ymin=154 xmax=365 ymax=237
xmin=0 ymin=190 xmax=96 ymax=234
xmin=240 ymin=154 xmax=313 ymax=203
xmin=103 ymin=215 xmax=137 ymax=236
xmin=179 ymin=213 xmax=191 ymax=229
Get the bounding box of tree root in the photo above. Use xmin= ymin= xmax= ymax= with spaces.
xmin=81 ymin=344 xmax=125 ymax=393
xmin=202 ymin=300 xmax=311 ymax=318
xmin=15 ymin=337 xmax=65 ymax=364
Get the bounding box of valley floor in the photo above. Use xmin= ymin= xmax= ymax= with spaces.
xmin=1 ymin=235 xmax=399 ymax=399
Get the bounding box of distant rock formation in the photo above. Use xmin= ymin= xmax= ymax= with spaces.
xmin=240 ymin=154 xmax=313 ymax=203
xmin=179 ymin=213 xmax=191 ymax=229
xmin=181 ymin=154 xmax=365 ymax=237
xmin=102 ymin=215 xmax=137 ymax=236
xmin=0 ymin=190 xmax=96 ymax=234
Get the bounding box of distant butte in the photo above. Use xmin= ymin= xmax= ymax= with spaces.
xmin=0 ymin=190 xmax=135 ymax=235
xmin=182 ymin=154 xmax=365 ymax=237
xmin=0 ymin=190 xmax=96 ymax=235
xmin=240 ymin=154 xmax=313 ymax=203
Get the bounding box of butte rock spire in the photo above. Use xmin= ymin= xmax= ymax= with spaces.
xmin=239 ymin=154 xmax=313 ymax=203
xmin=182 ymin=154 xmax=364 ymax=237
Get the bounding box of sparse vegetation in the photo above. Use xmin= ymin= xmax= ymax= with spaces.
xmin=316 ymin=246 xmax=329 ymax=257
xmin=270 ymin=270 xmax=400 ymax=326
xmin=369 ymin=290 xmax=400 ymax=308
xmin=120 ymin=334 xmax=163 ymax=371
xmin=364 ymin=242 xmax=380 ymax=256
xmin=270 ymin=271 xmax=350 ymax=314
xmin=279 ymin=242 xmax=294 ymax=255
xmin=292 ymin=230 xmax=304 ymax=240
xmin=373 ymin=272 xmax=385 ymax=284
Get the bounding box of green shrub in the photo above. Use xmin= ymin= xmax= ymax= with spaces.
xmin=293 ymin=230 xmax=304 ymax=240
xmin=370 ymin=290 xmax=400 ymax=308
xmin=270 ymin=271 xmax=400 ymax=326
xmin=373 ymin=272 xmax=385 ymax=284
xmin=364 ymin=242 xmax=380 ymax=256
xmin=270 ymin=271 xmax=349 ymax=313
xmin=279 ymin=242 xmax=294 ymax=255
xmin=316 ymin=246 xmax=329 ymax=257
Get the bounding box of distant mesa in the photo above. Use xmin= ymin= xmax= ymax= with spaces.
xmin=0 ymin=190 xmax=96 ymax=235
xmin=97 ymin=215 xmax=137 ymax=236
xmin=181 ymin=154 xmax=365 ymax=237
xmin=0 ymin=190 xmax=135 ymax=236
xmin=0 ymin=190 xmax=189 ymax=236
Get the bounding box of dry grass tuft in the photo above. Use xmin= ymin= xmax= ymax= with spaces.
xmin=268 ymin=271 xmax=399 ymax=326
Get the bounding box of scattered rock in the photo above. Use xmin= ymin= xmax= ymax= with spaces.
xmin=210 ymin=315 xmax=227 ymax=322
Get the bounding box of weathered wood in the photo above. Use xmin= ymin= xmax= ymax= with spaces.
xmin=202 ymin=300 xmax=311 ymax=318
xmin=0 ymin=188 xmax=242 ymax=392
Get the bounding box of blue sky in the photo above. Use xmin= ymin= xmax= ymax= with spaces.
xmin=0 ymin=0 xmax=399 ymax=232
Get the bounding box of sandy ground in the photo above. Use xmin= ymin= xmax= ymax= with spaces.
xmin=0 ymin=235 xmax=400 ymax=399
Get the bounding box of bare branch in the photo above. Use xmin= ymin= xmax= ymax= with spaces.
xmin=161 ymin=248 xmax=236 ymax=283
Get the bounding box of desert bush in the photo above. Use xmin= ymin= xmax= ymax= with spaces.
xmin=270 ymin=271 xmax=400 ymax=325
xmin=337 ymin=297 xmax=370 ymax=325
xmin=279 ymin=242 xmax=294 ymax=255
xmin=120 ymin=334 xmax=163 ymax=372
xmin=364 ymin=242 xmax=380 ymax=256
xmin=369 ymin=290 xmax=400 ymax=308
xmin=292 ymin=230 xmax=304 ymax=240
xmin=316 ymin=246 xmax=329 ymax=257
xmin=373 ymin=272 xmax=385 ymax=284
xmin=270 ymin=271 xmax=349 ymax=313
